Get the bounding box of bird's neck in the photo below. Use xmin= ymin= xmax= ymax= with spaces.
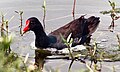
xmin=32 ymin=27 xmax=46 ymax=36
xmin=33 ymin=29 xmax=49 ymax=48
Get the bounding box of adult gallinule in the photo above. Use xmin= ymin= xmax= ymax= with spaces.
xmin=22 ymin=16 xmax=100 ymax=50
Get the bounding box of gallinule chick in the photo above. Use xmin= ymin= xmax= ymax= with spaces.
xmin=22 ymin=16 xmax=100 ymax=50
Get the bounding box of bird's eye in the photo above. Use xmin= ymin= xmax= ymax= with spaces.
xmin=30 ymin=21 xmax=35 ymax=24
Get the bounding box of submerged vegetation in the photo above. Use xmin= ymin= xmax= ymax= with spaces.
xmin=0 ymin=0 xmax=120 ymax=72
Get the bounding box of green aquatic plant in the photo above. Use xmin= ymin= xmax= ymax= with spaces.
xmin=15 ymin=10 xmax=23 ymax=35
xmin=42 ymin=0 xmax=46 ymax=31
xmin=0 ymin=33 xmax=28 ymax=72
xmin=60 ymin=34 xmax=100 ymax=72
xmin=0 ymin=12 xmax=14 ymax=53
xmin=60 ymin=33 xmax=73 ymax=58
xmin=100 ymin=0 xmax=120 ymax=32
xmin=116 ymin=34 xmax=120 ymax=50
xmin=60 ymin=33 xmax=74 ymax=72
xmin=60 ymin=33 xmax=104 ymax=72
xmin=0 ymin=34 xmax=13 ymax=52
xmin=0 ymin=51 xmax=30 ymax=72
xmin=0 ymin=52 xmax=21 ymax=72
xmin=1 ymin=13 xmax=5 ymax=37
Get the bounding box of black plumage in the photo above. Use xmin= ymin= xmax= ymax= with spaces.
xmin=23 ymin=16 xmax=100 ymax=50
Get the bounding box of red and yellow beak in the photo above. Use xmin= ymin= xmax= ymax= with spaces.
xmin=22 ymin=20 xmax=30 ymax=35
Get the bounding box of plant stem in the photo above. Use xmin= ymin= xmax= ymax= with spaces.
xmin=67 ymin=45 xmax=74 ymax=59
xmin=43 ymin=0 xmax=46 ymax=31
xmin=72 ymin=0 xmax=76 ymax=20
xmin=5 ymin=20 xmax=11 ymax=54
xmin=1 ymin=14 xmax=4 ymax=37
xmin=15 ymin=11 xmax=23 ymax=35
xmin=19 ymin=11 xmax=23 ymax=35
xmin=6 ymin=20 xmax=8 ymax=36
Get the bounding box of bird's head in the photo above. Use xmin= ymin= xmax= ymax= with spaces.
xmin=22 ymin=17 xmax=44 ymax=35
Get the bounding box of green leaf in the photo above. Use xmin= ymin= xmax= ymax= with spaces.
xmin=67 ymin=33 xmax=72 ymax=43
xmin=112 ymin=2 xmax=115 ymax=7
xmin=60 ymin=33 xmax=67 ymax=43
xmin=15 ymin=11 xmax=19 ymax=14
xmin=114 ymin=8 xmax=120 ymax=13
xmin=43 ymin=0 xmax=46 ymax=7
xmin=100 ymin=11 xmax=110 ymax=14
xmin=20 ymin=11 xmax=23 ymax=15
xmin=42 ymin=0 xmax=46 ymax=9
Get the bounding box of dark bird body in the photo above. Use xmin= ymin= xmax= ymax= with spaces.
xmin=23 ymin=16 xmax=100 ymax=50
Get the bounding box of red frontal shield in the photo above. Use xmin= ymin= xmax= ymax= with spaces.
xmin=22 ymin=20 xmax=30 ymax=35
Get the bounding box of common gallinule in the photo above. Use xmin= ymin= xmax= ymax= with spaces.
xmin=22 ymin=16 xmax=100 ymax=50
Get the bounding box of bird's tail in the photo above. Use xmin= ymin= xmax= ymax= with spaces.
xmin=87 ymin=16 xmax=100 ymax=35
